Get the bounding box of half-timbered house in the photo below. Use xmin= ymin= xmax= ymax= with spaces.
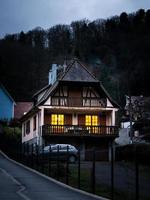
xmin=21 ymin=58 xmax=119 ymax=160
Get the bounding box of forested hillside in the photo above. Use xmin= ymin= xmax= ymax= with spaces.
xmin=0 ymin=9 xmax=150 ymax=105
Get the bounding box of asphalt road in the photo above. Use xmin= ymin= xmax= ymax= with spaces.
xmin=0 ymin=152 xmax=107 ymax=200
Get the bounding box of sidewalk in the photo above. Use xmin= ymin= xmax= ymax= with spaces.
xmin=0 ymin=152 xmax=108 ymax=200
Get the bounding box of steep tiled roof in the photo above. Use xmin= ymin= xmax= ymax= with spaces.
xmin=36 ymin=81 xmax=59 ymax=106
xmin=14 ymin=102 xmax=33 ymax=119
xmin=31 ymin=58 xmax=119 ymax=108
xmin=59 ymin=58 xmax=98 ymax=82
xmin=33 ymin=84 xmax=51 ymax=98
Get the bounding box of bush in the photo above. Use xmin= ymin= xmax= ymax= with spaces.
xmin=0 ymin=122 xmax=21 ymax=156
xmin=3 ymin=126 xmax=21 ymax=140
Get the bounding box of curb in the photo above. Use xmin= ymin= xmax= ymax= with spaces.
xmin=0 ymin=150 xmax=109 ymax=200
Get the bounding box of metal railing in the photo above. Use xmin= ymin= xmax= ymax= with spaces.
xmin=3 ymin=143 xmax=146 ymax=200
xmin=2 ymin=138 xmax=149 ymax=200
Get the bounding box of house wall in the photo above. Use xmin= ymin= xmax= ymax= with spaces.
xmin=44 ymin=113 xmax=72 ymax=125
xmin=22 ymin=113 xmax=39 ymax=144
xmin=22 ymin=108 xmax=117 ymax=144
xmin=43 ymin=112 xmax=107 ymax=126
xmin=100 ymin=114 xmax=106 ymax=126
xmin=22 ymin=84 xmax=118 ymax=144
xmin=65 ymin=114 xmax=72 ymax=125
xmin=44 ymin=97 xmax=51 ymax=105
xmin=44 ymin=114 xmax=51 ymax=124
xmin=78 ymin=114 xmax=85 ymax=125
xmin=72 ymin=114 xmax=78 ymax=125
xmin=69 ymin=87 xmax=81 ymax=97
xmin=107 ymin=99 xmax=113 ymax=107
xmin=106 ymin=111 xmax=112 ymax=126
xmin=44 ymin=86 xmax=106 ymax=107
xmin=0 ymin=87 xmax=14 ymax=120
xmin=22 ymin=118 xmax=33 ymax=143
xmin=77 ymin=114 xmax=107 ymax=126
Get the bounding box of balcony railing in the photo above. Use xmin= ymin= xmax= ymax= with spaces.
xmin=51 ymin=97 xmax=106 ymax=107
xmin=42 ymin=124 xmax=118 ymax=136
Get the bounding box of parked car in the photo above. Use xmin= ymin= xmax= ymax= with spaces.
xmin=40 ymin=144 xmax=78 ymax=163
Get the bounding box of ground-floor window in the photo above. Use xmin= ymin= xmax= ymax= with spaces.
xmin=26 ymin=120 xmax=30 ymax=134
xmin=23 ymin=124 xmax=26 ymax=136
xmin=33 ymin=115 xmax=36 ymax=131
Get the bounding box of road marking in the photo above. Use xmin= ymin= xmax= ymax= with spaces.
xmin=0 ymin=168 xmax=31 ymax=200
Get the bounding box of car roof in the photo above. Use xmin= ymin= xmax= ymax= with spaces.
xmin=44 ymin=144 xmax=77 ymax=149
xmin=48 ymin=144 xmax=73 ymax=147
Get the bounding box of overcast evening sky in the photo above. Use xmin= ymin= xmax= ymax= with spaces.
xmin=0 ymin=0 xmax=150 ymax=38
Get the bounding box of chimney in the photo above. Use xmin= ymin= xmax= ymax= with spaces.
xmin=49 ymin=64 xmax=57 ymax=85
xmin=63 ymin=60 xmax=67 ymax=72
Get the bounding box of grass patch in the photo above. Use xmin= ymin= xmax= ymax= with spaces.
xmin=32 ymin=161 xmax=150 ymax=200
xmin=68 ymin=165 xmax=130 ymax=200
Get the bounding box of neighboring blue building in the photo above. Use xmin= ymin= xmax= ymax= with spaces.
xmin=0 ymin=83 xmax=15 ymax=120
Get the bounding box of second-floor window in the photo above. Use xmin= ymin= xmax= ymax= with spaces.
xmin=85 ymin=115 xmax=98 ymax=126
xmin=51 ymin=114 xmax=64 ymax=125
xmin=85 ymin=115 xmax=98 ymax=133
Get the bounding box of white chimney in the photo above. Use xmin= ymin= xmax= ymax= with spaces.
xmin=49 ymin=64 xmax=57 ymax=85
xmin=48 ymin=70 xmax=52 ymax=85
xmin=63 ymin=63 xmax=67 ymax=72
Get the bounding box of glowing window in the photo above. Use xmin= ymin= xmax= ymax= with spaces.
xmin=85 ymin=115 xmax=91 ymax=126
xmin=85 ymin=115 xmax=98 ymax=126
xmin=92 ymin=116 xmax=98 ymax=126
xmin=51 ymin=114 xmax=64 ymax=125
xmin=58 ymin=114 xmax=64 ymax=125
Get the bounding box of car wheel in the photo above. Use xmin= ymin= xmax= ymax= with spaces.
xmin=69 ymin=155 xmax=76 ymax=163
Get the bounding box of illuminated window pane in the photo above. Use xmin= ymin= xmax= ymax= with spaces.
xmin=85 ymin=115 xmax=98 ymax=126
xmin=92 ymin=116 xmax=98 ymax=126
xmin=58 ymin=114 xmax=64 ymax=125
xmin=85 ymin=115 xmax=98 ymax=133
xmin=51 ymin=114 xmax=57 ymax=125
xmin=85 ymin=115 xmax=91 ymax=126
xmin=51 ymin=114 xmax=64 ymax=125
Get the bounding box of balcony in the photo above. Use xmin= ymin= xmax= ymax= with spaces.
xmin=42 ymin=125 xmax=118 ymax=137
xmin=51 ymin=97 xmax=106 ymax=107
